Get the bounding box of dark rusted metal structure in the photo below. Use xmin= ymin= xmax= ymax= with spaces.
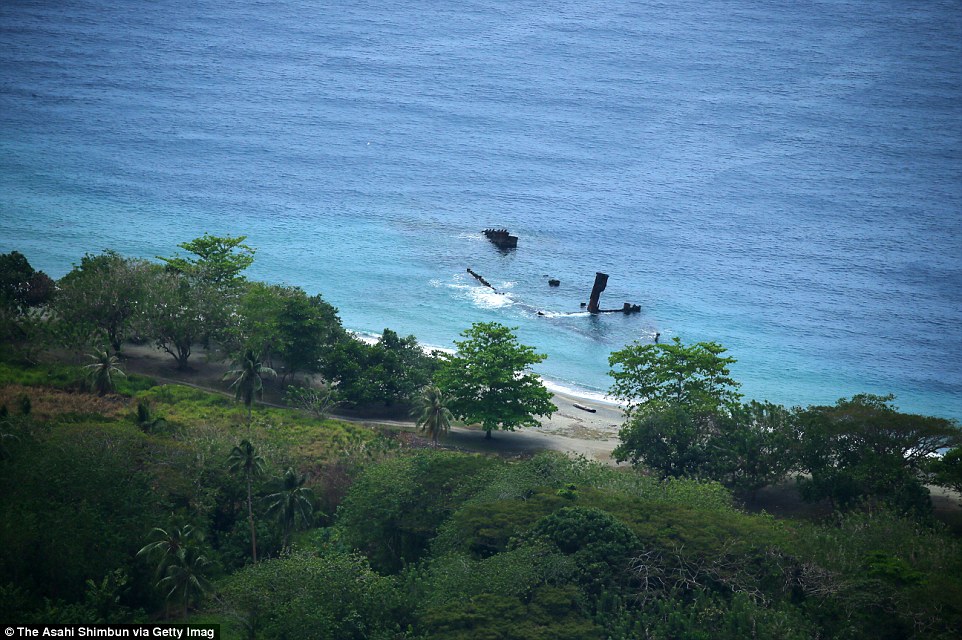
xmin=483 ymin=228 xmax=518 ymax=249
xmin=587 ymin=272 xmax=609 ymax=313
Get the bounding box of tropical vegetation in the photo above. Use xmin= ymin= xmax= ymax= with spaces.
xmin=1 ymin=242 xmax=961 ymax=638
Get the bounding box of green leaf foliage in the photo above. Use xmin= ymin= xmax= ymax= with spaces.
xmin=158 ymin=233 xmax=255 ymax=288
xmin=322 ymin=330 xmax=439 ymax=408
xmin=55 ymin=251 xmax=154 ymax=353
xmin=218 ymin=552 xmax=410 ymax=640
xmin=0 ymin=420 xmax=164 ymax=610
xmin=434 ymin=322 xmax=556 ymax=437
xmin=614 ymin=401 xmax=797 ymax=495
xmin=0 ymin=250 xmax=54 ymax=309
xmin=412 ymin=384 xmax=453 ymax=447
xmin=788 ymin=509 xmax=962 ymax=639
xmin=231 ymin=282 xmax=344 ymax=380
xmin=929 ymin=446 xmax=962 ymax=497
xmin=418 ymin=586 xmax=603 ymax=640
xmin=336 ymin=450 xmax=496 ymax=572
xmin=613 ymin=404 xmax=715 ymax=478
xmin=526 ymin=507 xmax=639 ymax=593
xmin=409 ymin=543 xmax=576 ymax=612
xmin=608 ymin=336 xmax=741 ymax=417
xmin=796 ymin=394 xmax=962 ymax=516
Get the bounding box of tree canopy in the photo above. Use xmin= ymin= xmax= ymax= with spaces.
xmin=435 ymin=322 xmax=556 ymax=439
xmin=795 ymin=394 xmax=962 ymax=515
xmin=231 ymin=283 xmax=343 ymax=380
xmin=55 ymin=251 xmax=153 ymax=353
xmin=0 ymin=251 xmax=54 ymax=309
xmin=158 ymin=233 xmax=255 ymax=288
xmin=608 ymin=337 xmax=741 ymax=417
xmin=322 ymin=330 xmax=437 ymax=408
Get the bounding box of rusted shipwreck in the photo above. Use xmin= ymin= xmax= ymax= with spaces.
xmin=586 ymin=272 xmax=641 ymax=314
xmin=483 ymin=228 xmax=518 ymax=249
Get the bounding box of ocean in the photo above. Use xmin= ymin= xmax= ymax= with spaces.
xmin=2 ymin=0 xmax=961 ymax=419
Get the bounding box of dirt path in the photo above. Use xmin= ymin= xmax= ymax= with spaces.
xmin=110 ymin=343 xmax=962 ymax=528
xmin=117 ymin=343 xmax=623 ymax=463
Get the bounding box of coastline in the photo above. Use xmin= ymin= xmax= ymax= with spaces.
xmin=536 ymin=387 xmax=625 ymax=443
xmin=115 ymin=340 xmax=627 ymax=462
xmin=350 ymin=327 xmax=625 ymax=410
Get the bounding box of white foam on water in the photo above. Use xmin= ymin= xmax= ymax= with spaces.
xmin=447 ymin=281 xmax=514 ymax=309
xmin=350 ymin=330 xmax=620 ymax=407
xmin=349 ymin=330 xmax=382 ymax=346
xmin=536 ymin=310 xmax=592 ymax=319
xmin=540 ymin=378 xmax=625 ymax=408
xmin=349 ymin=329 xmax=455 ymax=355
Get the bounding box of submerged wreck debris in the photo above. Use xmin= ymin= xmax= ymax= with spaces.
xmin=586 ymin=272 xmax=641 ymax=315
xmin=464 ymin=267 xmax=639 ymax=317
xmin=483 ymin=228 xmax=518 ymax=249
xmin=466 ymin=267 xmax=496 ymax=290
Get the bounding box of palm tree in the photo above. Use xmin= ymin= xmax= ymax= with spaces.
xmin=225 ymin=349 xmax=276 ymax=427
xmin=158 ymin=546 xmax=211 ymax=619
xmin=137 ymin=524 xmax=200 ymax=579
xmin=84 ymin=348 xmax=126 ymax=396
xmin=264 ymin=467 xmax=314 ymax=551
xmin=413 ymin=384 xmax=453 ymax=448
xmin=228 ymin=439 xmax=266 ymax=562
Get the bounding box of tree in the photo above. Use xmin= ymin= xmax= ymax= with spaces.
xmin=136 ymin=525 xmax=201 ymax=580
xmin=151 ymin=235 xmax=254 ymax=368
xmin=229 ymin=283 xmax=344 ymax=382
xmin=264 ymin=468 xmax=314 ymax=551
xmin=146 ymin=270 xmax=216 ymax=370
xmin=613 ymin=401 xmax=796 ymax=494
xmin=217 ymin=552 xmax=409 ymax=640
xmin=55 ymin=251 xmax=152 ymax=353
xmin=413 ymin=384 xmax=453 ymax=448
xmin=273 ymin=290 xmax=344 ymax=382
xmin=0 ymin=251 xmax=54 ymax=309
xmin=0 ymin=302 xmax=48 ymax=364
xmin=613 ymin=405 xmax=715 ymax=478
xmin=336 ymin=450 xmax=495 ymax=572
xmin=284 ymin=385 xmax=337 ymax=420
xmin=0 ymin=251 xmax=36 ymax=306
xmin=1 ymin=252 xmax=55 ymax=362
xmin=84 ymin=348 xmax=126 ymax=396
xmin=435 ymin=322 xmax=556 ymax=439
xmin=228 ymin=440 xmax=267 ymax=563
xmin=158 ymin=233 xmax=255 ymax=289
xmin=225 ymin=349 xmax=277 ymax=426
xmin=321 ymin=330 xmax=438 ymax=408
xmin=528 ymin=507 xmax=639 ymax=592
xmin=710 ymin=401 xmax=797 ymax=498
xmin=608 ymin=337 xmax=741 ymax=418
xmin=157 ymin=547 xmax=211 ymax=619
xmin=0 ymin=251 xmax=53 ymax=310
xmin=928 ymin=447 xmax=962 ymax=501
xmin=795 ymin=394 xmax=962 ymax=516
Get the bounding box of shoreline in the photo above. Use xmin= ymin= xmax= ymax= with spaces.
xmin=350 ymin=328 xmax=624 ymax=411
xmin=535 ymin=387 xmax=625 ymax=443
xmin=113 ymin=341 xmax=626 ymax=462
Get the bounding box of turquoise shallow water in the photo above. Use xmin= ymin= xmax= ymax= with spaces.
xmin=2 ymin=0 xmax=961 ymax=419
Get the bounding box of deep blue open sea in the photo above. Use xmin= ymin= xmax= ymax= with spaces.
xmin=2 ymin=0 xmax=961 ymax=419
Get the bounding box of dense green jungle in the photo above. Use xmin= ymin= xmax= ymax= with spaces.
xmin=2 ymin=239 xmax=962 ymax=639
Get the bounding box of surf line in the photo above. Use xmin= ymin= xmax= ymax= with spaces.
xmin=466 ymin=267 xmax=562 ymax=318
